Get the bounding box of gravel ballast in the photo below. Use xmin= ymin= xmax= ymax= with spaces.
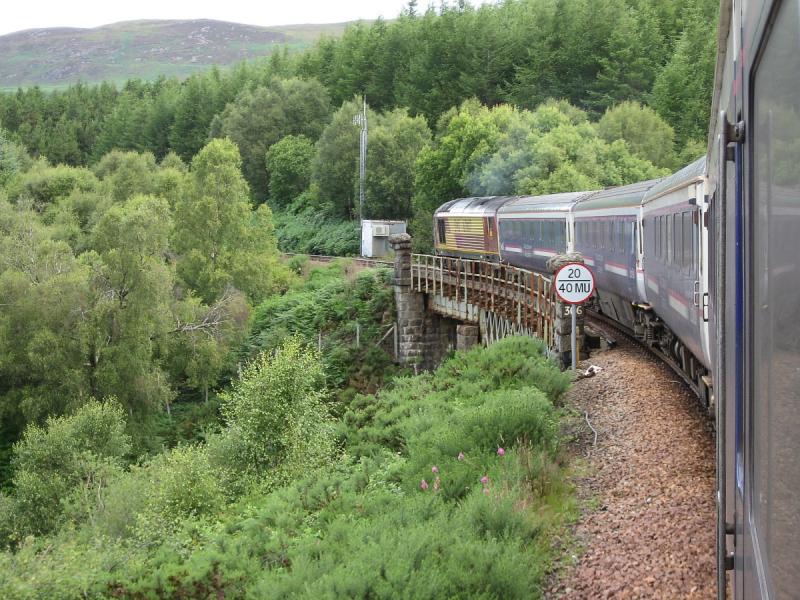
xmin=550 ymin=336 xmax=716 ymax=599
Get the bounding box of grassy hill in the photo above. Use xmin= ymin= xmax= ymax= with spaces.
xmin=0 ymin=19 xmax=355 ymax=90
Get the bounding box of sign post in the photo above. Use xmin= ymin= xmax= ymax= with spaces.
xmin=553 ymin=262 xmax=595 ymax=370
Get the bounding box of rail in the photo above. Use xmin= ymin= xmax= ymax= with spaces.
xmin=410 ymin=254 xmax=556 ymax=347
xmin=283 ymin=253 xmax=394 ymax=269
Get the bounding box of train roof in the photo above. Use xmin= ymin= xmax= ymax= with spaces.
xmin=572 ymin=178 xmax=662 ymax=212
xmin=642 ymin=157 xmax=706 ymax=204
xmin=434 ymin=196 xmax=513 ymax=217
xmin=497 ymin=191 xmax=597 ymax=216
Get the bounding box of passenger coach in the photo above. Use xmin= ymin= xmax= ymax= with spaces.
xmin=496 ymin=191 xmax=594 ymax=272
xmin=572 ymin=179 xmax=660 ymax=331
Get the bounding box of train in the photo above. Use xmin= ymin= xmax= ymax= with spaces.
xmin=433 ymin=165 xmax=713 ymax=403
xmin=432 ymin=1 xmax=799 ymax=597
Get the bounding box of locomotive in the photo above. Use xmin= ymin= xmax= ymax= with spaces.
xmin=433 ymin=1 xmax=799 ymax=596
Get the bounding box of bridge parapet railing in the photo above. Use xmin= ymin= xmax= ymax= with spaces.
xmin=410 ymin=254 xmax=555 ymax=346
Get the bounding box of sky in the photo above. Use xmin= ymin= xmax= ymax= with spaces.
xmin=0 ymin=0 xmax=470 ymax=36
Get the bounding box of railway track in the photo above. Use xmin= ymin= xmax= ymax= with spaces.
xmin=586 ymin=308 xmax=704 ymax=402
xmin=282 ymin=253 xmax=394 ymax=269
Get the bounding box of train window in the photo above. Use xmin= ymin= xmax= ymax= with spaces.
xmin=653 ymin=217 xmax=659 ymax=258
xmin=661 ymin=216 xmax=667 ymax=262
xmin=487 ymin=217 xmax=495 ymax=239
xmin=673 ymin=213 xmax=681 ymax=267
xmin=666 ymin=215 xmax=672 ymax=264
xmin=437 ymin=219 xmax=447 ymax=245
xmin=683 ymin=212 xmax=692 ymax=272
xmin=655 ymin=217 xmax=660 ymax=259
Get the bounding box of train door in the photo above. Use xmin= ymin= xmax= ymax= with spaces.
xmin=740 ymin=0 xmax=800 ymax=598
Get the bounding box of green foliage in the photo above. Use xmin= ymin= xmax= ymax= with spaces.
xmin=245 ymin=263 xmax=396 ymax=393
xmin=8 ymin=400 xmax=131 ymax=538
xmin=651 ymin=4 xmax=718 ymax=144
xmin=0 ymin=199 xmax=93 ymax=427
xmin=265 ymin=134 xmax=315 ymax=208
xmin=597 ymin=101 xmax=677 ymax=168
xmin=274 ymin=201 xmax=361 ymax=256
xmin=364 ymin=107 xmax=431 ymax=220
xmin=310 ymin=98 xmax=362 ymax=218
xmin=88 ymin=194 xmax=175 ymax=417
xmin=92 ymin=149 xmax=158 ymax=201
xmin=212 ymin=78 xmax=331 ymax=199
xmin=133 ymin=444 xmax=226 ymax=539
xmin=0 ymin=336 xmax=574 ymax=598
xmin=219 ymin=338 xmax=335 ymax=485
xmin=173 ymin=138 xmax=291 ymax=303
xmin=6 ymin=162 xmax=99 ymax=209
xmin=0 ymin=127 xmax=28 ymax=187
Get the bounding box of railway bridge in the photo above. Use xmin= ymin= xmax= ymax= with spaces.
xmin=389 ymin=233 xmax=584 ymax=370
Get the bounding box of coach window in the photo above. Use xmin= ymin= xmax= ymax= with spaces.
xmin=665 ymin=215 xmax=672 ymax=264
xmin=656 ymin=216 xmax=661 ymax=261
xmin=438 ymin=219 xmax=447 ymax=244
xmin=683 ymin=211 xmax=693 ymax=273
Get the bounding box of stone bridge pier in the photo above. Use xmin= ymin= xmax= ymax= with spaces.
xmin=390 ymin=233 xmax=459 ymax=371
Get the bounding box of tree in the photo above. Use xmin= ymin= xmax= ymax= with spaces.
xmin=6 ymin=162 xmax=99 ymax=210
xmin=364 ymin=108 xmax=431 ymax=220
xmin=409 ymin=99 xmax=508 ymax=250
xmin=651 ymin=7 xmax=717 ymax=144
xmin=597 ymin=101 xmax=677 ymax=169
xmin=173 ymin=139 xmax=288 ymax=304
xmin=310 ymin=98 xmax=363 ymax=219
xmin=265 ymin=135 xmax=315 ymax=208
xmin=218 ymin=337 xmax=334 ymax=484
xmin=86 ymin=194 xmax=175 ymax=417
xmin=212 ymin=78 xmax=331 ymax=200
xmin=92 ymin=150 xmax=158 ymax=202
xmin=0 ymin=126 xmax=28 ymax=187
xmin=9 ymin=400 xmax=130 ymax=537
xmin=0 ymin=199 xmax=93 ymax=433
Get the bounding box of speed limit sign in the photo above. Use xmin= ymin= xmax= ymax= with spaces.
xmin=553 ymin=262 xmax=594 ymax=371
xmin=554 ymin=263 xmax=595 ymax=304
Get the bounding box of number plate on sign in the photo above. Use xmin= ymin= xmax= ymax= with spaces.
xmin=554 ymin=263 xmax=595 ymax=304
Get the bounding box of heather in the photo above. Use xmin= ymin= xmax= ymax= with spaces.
xmin=0 ymin=336 xmax=574 ymax=598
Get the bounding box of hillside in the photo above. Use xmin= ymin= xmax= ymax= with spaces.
xmin=0 ymin=19 xmax=353 ymax=90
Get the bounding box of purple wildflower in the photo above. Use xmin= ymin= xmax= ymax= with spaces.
xmin=431 ymin=465 xmax=439 ymax=474
xmin=480 ymin=475 xmax=489 ymax=485
xmin=420 ymin=479 xmax=429 ymax=491
xmin=497 ymin=447 xmax=505 ymax=457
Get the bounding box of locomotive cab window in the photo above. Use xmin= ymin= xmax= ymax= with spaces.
xmin=437 ymin=218 xmax=447 ymax=244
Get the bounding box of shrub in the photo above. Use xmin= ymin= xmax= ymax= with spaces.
xmin=10 ymin=400 xmax=131 ymax=537
xmin=219 ymin=338 xmax=335 ymax=484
